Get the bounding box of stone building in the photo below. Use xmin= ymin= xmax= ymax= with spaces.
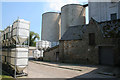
xmin=43 ymin=45 xmax=59 ymax=62
xmin=59 ymin=18 xmax=120 ymax=66
xmin=42 ymin=2 xmax=120 ymax=66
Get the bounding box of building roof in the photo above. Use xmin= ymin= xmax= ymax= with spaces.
xmin=61 ymin=25 xmax=88 ymax=40
xmin=60 ymin=18 xmax=120 ymax=41
xmin=98 ymin=19 xmax=120 ymax=38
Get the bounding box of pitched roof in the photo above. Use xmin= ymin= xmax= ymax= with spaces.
xmin=98 ymin=19 xmax=120 ymax=38
xmin=60 ymin=19 xmax=120 ymax=41
xmin=60 ymin=25 xmax=88 ymax=40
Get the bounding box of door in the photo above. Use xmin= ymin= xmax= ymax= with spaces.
xmin=99 ymin=46 xmax=114 ymax=65
xmin=56 ymin=52 xmax=59 ymax=62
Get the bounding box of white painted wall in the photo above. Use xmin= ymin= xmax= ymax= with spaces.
xmin=89 ymin=2 xmax=120 ymax=22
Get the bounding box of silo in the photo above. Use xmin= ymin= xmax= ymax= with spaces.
xmin=5 ymin=25 xmax=12 ymax=46
xmin=12 ymin=19 xmax=30 ymax=45
xmin=41 ymin=12 xmax=61 ymax=42
xmin=61 ymin=4 xmax=86 ymax=37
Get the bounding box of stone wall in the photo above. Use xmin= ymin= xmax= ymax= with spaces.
xmin=43 ymin=45 xmax=59 ymax=62
xmin=59 ymin=19 xmax=120 ymax=65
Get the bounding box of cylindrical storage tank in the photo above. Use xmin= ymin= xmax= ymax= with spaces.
xmin=61 ymin=4 xmax=86 ymax=37
xmin=41 ymin=12 xmax=61 ymax=42
xmin=12 ymin=19 xmax=30 ymax=45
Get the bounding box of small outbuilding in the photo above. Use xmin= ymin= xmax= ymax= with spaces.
xmin=59 ymin=18 xmax=120 ymax=66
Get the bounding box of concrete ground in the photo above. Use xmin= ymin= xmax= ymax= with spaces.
xmin=22 ymin=60 xmax=119 ymax=78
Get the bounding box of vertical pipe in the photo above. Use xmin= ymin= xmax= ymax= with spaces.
xmin=14 ymin=18 xmax=19 ymax=78
xmin=27 ymin=23 xmax=30 ymax=76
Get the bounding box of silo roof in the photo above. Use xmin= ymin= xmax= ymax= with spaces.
xmin=61 ymin=18 xmax=120 ymax=41
xmin=42 ymin=12 xmax=60 ymax=16
xmin=61 ymin=4 xmax=83 ymax=10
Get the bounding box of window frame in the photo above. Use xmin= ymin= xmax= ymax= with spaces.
xmin=111 ymin=13 xmax=117 ymax=20
xmin=89 ymin=33 xmax=95 ymax=45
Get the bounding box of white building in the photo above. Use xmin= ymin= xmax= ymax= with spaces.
xmin=89 ymin=1 xmax=120 ymax=22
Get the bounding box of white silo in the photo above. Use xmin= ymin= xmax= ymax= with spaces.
xmin=41 ymin=12 xmax=61 ymax=42
xmin=12 ymin=19 xmax=30 ymax=45
xmin=10 ymin=48 xmax=28 ymax=73
xmin=1 ymin=30 xmax=4 ymax=47
xmin=36 ymin=40 xmax=51 ymax=50
xmin=61 ymin=4 xmax=86 ymax=37
xmin=5 ymin=25 xmax=12 ymax=46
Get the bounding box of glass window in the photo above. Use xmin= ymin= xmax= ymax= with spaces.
xmin=111 ymin=13 xmax=117 ymax=20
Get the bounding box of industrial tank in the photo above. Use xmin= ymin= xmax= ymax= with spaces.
xmin=5 ymin=26 xmax=12 ymax=46
xmin=10 ymin=48 xmax=28 ymax=73
xmin=61 ymin=4 xmax=86 ymax=37
xmin=33 ymin=49 xmax=40 ymax=59
xmin=12 ymin=19 xmax=30 ymax=45
xmin=2 ymin=49 xmax=7 ymax=63
xmin=1 ymin=31 xmax=4 ymax=47
xmin=33 ymin=49 xmax=44 ymax=60
xmin=2 ymin=19 xmax=30 ymax=77
xmin=36 ymin=40 xmax=51 ymax=50
xmin=41 ymin=12 xmax=61 ymax=42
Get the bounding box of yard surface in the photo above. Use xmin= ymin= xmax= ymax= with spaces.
xmin=1 ymin=60 xmax=119 ymax=79
xmin=22 ymin=60 xmax=118 ymax=78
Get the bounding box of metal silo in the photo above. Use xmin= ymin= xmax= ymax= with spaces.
xmin=41 ymin=12 xmax=61 ymax=42
xmin=61 ymin=4 xmax=86 ymax=37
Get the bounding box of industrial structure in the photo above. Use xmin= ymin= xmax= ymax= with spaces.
xmin=89 ymin=1 xmax=120 ymax=22
xmin=43 ymin=2 xmax=120 ymax=66
xmin=59 ymin=18 xmax=120 ymax=65
xmin=41 ymin=12 xmax=61 ymax=42
xmin=41 ymin=4 xmax=87 ymax=48
xmin=61 ymin=4 xmax=86 ymax=37
xmin=32 ymin=40 xmax=51 ymax=60
xmin=1 ymin=19 xmax=30 ymax=78
xmin=33 ymin=40 xmax=59 ymax=60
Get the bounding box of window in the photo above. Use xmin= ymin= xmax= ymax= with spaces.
xmin=111 ymin=13 xmax=117 ymax=20
xmin=89 ymin=33 xmax=95 ymax=45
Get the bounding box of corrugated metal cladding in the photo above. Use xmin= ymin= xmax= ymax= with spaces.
xmin=41 ymin=12 xmax=61 ymax=42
